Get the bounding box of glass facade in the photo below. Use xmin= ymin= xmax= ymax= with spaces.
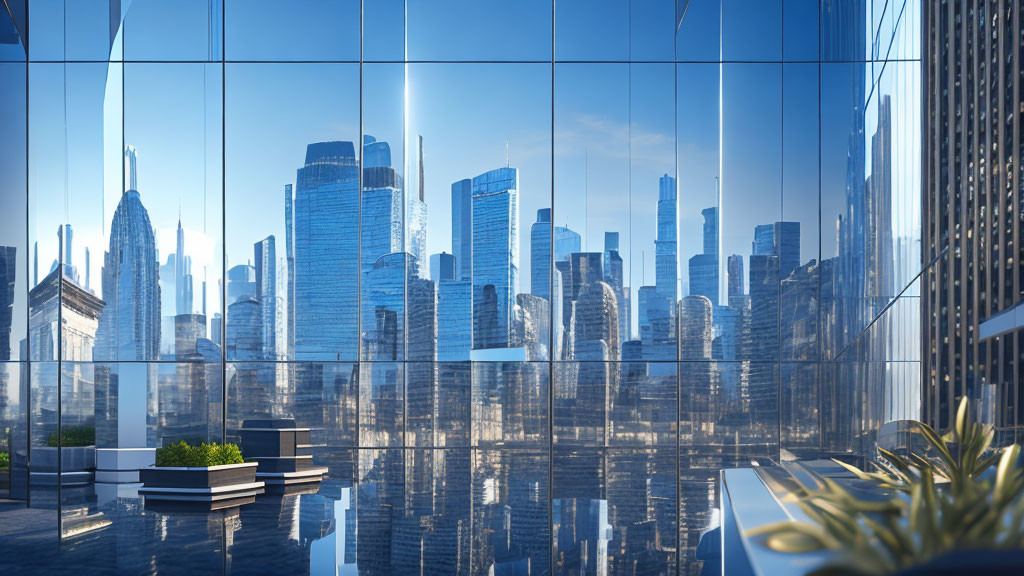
xmin=0 ymin=1 xmax=925 ymax=574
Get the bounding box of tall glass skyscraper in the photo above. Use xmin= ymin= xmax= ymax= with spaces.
xmin=471 ymin=167 xmax=518 ymax=350
xmin=292 ymin=141 xmax=359 ymax=360
xmin=655 ymin=174 xmax=678 ymax=312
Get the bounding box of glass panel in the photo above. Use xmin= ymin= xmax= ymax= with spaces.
xmin=406 ymin=63 xmax=551 ymax=360
xmin=676 ymin=0 xmax=720 ymax=62
xmin=407 ymin=362 xmax=471 ymax=448
xmin=472 ymin=449 xmax=550 ymax=573
xmin=226 ymin=63 xmax=360 ymax=362
xmin=783 ymin=0 xmax=818 ymax=61
xmin=782 ymin=63 xmax=820 ymax=362
xmin=28 ymin=361 xmax=57 ymax=508
xmin=629 ymin=0 xmax=676 ymax=61
xmin=0 ymin=63 xmax=26 ymax=361
xmin=123 ymin=0 xmax=221 ymax=62
xmin=722 ymin=0 xmax=781 ymax=61
xmin=552 ymin=447 xmax=676 ymax=574
xmin=472 ymin=362 xmax=549 ymax=448
xmin=362 ymin=64 xmax=407 ymax=362
xmin=0 ymin=3 xmax=26 ymax=61
xmin=781 ymin=362 xmax=819 ymax=458
xmin=406 ymin=0 xmax=551 ymax=62
xmin=359 ymin=361 xmax=403 ymax=447
xmin=555 ymin=0 xmax=627 ymax=61
xmin=721 ymin=64 xmax=781 ymax=362
xmin=28 ymin=63 xmax=118 ymax=363
xmin=124 ymin=63 xmax=221 ymax=362
xmin=225 ymin=0 xmax=359 ymax=62
xmin=363 ymin=0 xmax=405 ymax=61
xmin=28 ymin=0 xmax=116 ymax=62
xmin=820 ymin=0 xmax=869 ymax=61
xmin=0 ymin=363 xmax=26 ymax=498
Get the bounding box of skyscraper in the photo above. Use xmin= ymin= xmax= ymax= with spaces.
xmin=437 ymin=280 xmax=472 ymax=361
xmin=727 ymin=254 xmax=745 ymax=308
xmin=924 ymin=1 xmax=1020 ymax=434
xmin=451 ymin=178 xmax=473 ymax=281
xmin=95 ymin=146 xmax=161 ymax=361
xmin=430 ymin=252 xmax=455 ymax=282
xmin=603 ymin=231 xmax=630 ymax=344
xmin=408 ymin=136 xmax=428 ymax=271
xmin=175 ymin=218 xmax=193 ymax=316
xmin=471 ymin=167 xmax=519 ymax=349
xmin=680 ymin=295 xmax=713 ymax=360
xmin=284 ymin=183 xmax=295 ymax=358
xmin=530 ymin=207 xmax=581 ymax=302
xmin=292 ymin=141 xmax=359 ymax=360
xmin=254 ymin=236 xmax=277 ymax=360
xmin=655 ymin=174 xmax=678 ymax=313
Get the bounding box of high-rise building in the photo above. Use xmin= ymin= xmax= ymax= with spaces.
xmin=655 ymin=174 xmax=678 ymax=311
xmin=95 ymin=146 xmax=161 ymax=362
xmin=530 ymin=208 xmax=581 ymax=301
xmin=430 ymin=252 xmax=455 ymax=282
xmin=437 ymin=280 xmax=472 ymax=361
xmin=292 ymin=141 xmax=359 ymax=360
xmin=284 ymin=183 xmax=295 ymax=358
xmin=408 ymin=136 xmax=428 ymax=271
xmin=451 ymin=178 xmax=473 ymax=282
xmin=254 ymin=236 xmax=277 ymax=360
xmin=924 ymin=1 xmax=1022 ymax=434
xmin=774 ymin=221 xmax=800 ymax=280
xmin=680 ymin=295 xmax=713 ymax=360
xmin=471 ymin=167 xmax=518 ymax=349
xmin=175 ymin=218 xmax=193 ymax=316
xmin=727 ymin=254 xmax=745 ymax=308
xmin=603 ymin=231 xmax=630 ymax=344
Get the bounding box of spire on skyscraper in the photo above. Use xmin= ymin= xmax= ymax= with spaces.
xmin=124 ymin=145 xmax=138 ymax=193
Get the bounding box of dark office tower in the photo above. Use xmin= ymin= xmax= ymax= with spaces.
xmin=254 ymin=236 xmax=277 ymax=360
xmin=752 ymin=224 xmax=774 ymax=256
xmin=451 ymin=178 xmax=472 ymax=281
xmin=773 ymin=221 xmax=801 ymax=280
xmin=471 ymin=167 xmax=518 ymax=349
xmin=293 ymin=141 xmax=359 ymax=360
xmin=655 ymin=174 xmax=678 ymax=311
xmin=430 ymin=252 xmax=455 ymax=282
xmin=0 ymin=246 xmax=15 ymax=360
xmin=175 ymin=218 xmax=193 ymax=315
xmin=531 ymin=208 xmax=551 ymax=300
xmin=284 ymin=183 xmax=294 ymax=358
xmin=603 ymin=231 xmax=629 ymax=344
xmin=727 ymin=254 xmax=745 ymax=308
xmin=557 ymin=252 xmax=603 ymax=335
xmin=923 ymin=2 xmax=1022 ymax=435
xmin=681 ymin=295 xmax=713 ymax=360
xmin=702 ymin=206 xmax=718 ymax=257
xmin=95 ymin=146 xmax=161 ymax=361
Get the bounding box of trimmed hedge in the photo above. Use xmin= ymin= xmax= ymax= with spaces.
xmin=0 ymin=451 xmax=9 ymax=469
xmin=155 ymin=441 xmax=244 ymax=467
xmin=46 ymin=425 xmax=95 ymax=447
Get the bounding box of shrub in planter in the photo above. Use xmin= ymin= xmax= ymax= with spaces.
xmin=155 ymin=441 xmax=243 ymax=468
xmin=46 ymin=425 xmax=95 ymax=447
xmin=0 ymin=451 xmax=9 ymax=470
xmin=749 ymin=398 xmax=1024 ymax=575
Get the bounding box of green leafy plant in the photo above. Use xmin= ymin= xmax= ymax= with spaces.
xmin=46 ymin=425 xmax=96 ymax=447
xmin=155 ymin=440 xmax=244 ymax=467
xmin=748 ymin=397 xmax=1024 ymax=575
xmin=0 ymin=451 xmax=9 ymax=470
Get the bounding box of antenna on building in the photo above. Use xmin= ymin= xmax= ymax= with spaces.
xmin=505 ymin=138 xmax=510 ymax=168
xmin=418 ymin=134 xmax=425 ymax=202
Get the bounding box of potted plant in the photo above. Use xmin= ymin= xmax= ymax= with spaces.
xmin=31 ymin=425 xmax=96 ymax=486
xmin=139 ymin=440 xmax=264 ymax=511
xmin=749 ymin=398 xmax=1024 ymax=574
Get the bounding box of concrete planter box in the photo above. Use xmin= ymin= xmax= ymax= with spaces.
xmin=139 ymin=462 xmax=264 ymax=511
xmin=30 ymin=446 xmax=95 ymax=486
xmin=240 ymin=419 xmax=326 ymax=492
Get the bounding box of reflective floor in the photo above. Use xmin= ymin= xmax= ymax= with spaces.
xmin=1 ymin=447 xmax=718 ymax=575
